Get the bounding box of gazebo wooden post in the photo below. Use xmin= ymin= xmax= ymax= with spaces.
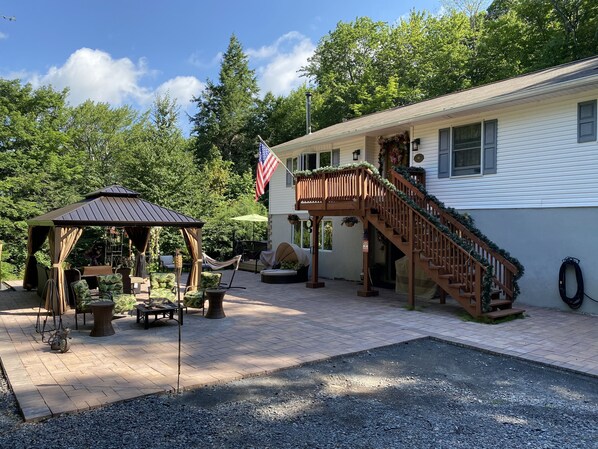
xmin=306 ymin=215 xmax=324 ymax=288
xmin=358 ymin=220 xmax=378 ymax=297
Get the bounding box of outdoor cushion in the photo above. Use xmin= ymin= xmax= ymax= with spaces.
xmin=97 ymin=273 xmax=124 ymax=301
xmin=97 ymin=273 xmax=137 ymax=313
xmin=150 ymin=272 xmax=176 ymax=301
xmin=72 ymin=279 xmax=94 ymax=311
xmin=112 ymin=294 xmax=137 ymax=314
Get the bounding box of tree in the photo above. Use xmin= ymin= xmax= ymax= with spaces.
xmin=66 ymin=100 xmax=140 ymax=189
xmin=302 ymin=17 xmax=394 ymax=127
xmin=190 ymin=34 xmax=259 ymax=175
xmin=0 ymin=80 xmax=76 ymax=271
xmin=479 ymin=0 xmax=598 ymax=80
xmin=248 ymin=86 xmax=317 ymax=147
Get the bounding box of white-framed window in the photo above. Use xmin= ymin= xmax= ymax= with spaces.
xmin=287 ymin=149 xmax=339 ymax=187
xmin=438 ymin=120 xmax=497 ymax=178
xmin=285 ymin=157 xmax=298 ymax=187
xmin=292 ymin=219 xmax=333 ymax=250
xmin=578 ymin=100 xmax=597 ymax=143
xmin=452 ymin=123 xmax=481 ymax=176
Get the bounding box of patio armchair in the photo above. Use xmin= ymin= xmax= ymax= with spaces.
xmin=71 ymin=279 xmax=102 ymax=330
xmin=159 ymin=255 xmax=175 ymax=271
xmin=97 ymin=273 xmax=138 ymax=314
xmin=183 ymin=271 xmax=222 ymax=316
xmin=149 ymin=272 xmax=177 ymax=302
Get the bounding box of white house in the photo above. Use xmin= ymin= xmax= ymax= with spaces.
xmin=268 ymin=56 xmax=598 ymax=316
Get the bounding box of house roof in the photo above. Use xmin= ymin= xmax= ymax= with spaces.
xmin=28 ymin=185 xmax=203 ymax=228
xmin=273 ymin=56 xmax=598 ymax=152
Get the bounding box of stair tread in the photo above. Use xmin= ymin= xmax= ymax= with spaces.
xmin=490 ymin=299 xmax=512 ymax=307
xmin=483 ymin=308 xmax=525 ymax=319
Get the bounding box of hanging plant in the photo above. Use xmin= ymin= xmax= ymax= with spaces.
xmin=341 ymin=216 xmax=359 ymax=227
xmin=287 ymin=214 xmax=300 ymax=225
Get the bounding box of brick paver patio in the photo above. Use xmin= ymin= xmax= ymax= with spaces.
xmin=1 ymin=271 xmax=597 ymax=421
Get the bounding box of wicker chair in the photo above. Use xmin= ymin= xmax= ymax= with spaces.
xmin=149 ymin=272 xmax=177 ymax=302
xmin=71 ymin=279 xmax=98 ymax=329
xmin=97 ymin=273 xmax=137 ymax=314
xmin=183 ymin=272 xmax=222 ymax=315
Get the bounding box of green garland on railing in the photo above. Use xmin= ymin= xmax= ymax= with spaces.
xmin=296 ymin=163 xmax=498 ymax=312
xmin=392 ymin=166 xmax=524 ymax=301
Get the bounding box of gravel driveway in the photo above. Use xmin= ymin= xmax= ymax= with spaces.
xmin=0 ymin=338 xmax=596 ymax=449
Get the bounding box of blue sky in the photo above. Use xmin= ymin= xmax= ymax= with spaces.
xmin=0 ymin=1 xmax=441 ymax=134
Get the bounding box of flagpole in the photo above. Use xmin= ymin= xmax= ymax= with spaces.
xmin=257 ymin=135 xmax=295 ymax=179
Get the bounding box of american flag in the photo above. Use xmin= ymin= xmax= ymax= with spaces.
xmin=255 ymin=141 xmax=279 ymax=200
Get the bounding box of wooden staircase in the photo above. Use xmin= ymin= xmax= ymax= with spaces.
xmin=295 ymin=166 xmax=524 ymax=320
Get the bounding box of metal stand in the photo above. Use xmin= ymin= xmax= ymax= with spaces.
xmin=35 ymin=279 xmax=59 ymax=339
xmin=35 ymin=278 xmax=70 ymax=351
xmin=174 ymin=251 xmax=183 ymax=394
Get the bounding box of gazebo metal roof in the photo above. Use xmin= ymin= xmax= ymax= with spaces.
xmin=28 ymin=185 xmax=203 ymax=228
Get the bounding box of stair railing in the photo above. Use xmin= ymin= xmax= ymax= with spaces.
xmin=389 ymin=170 xmax=519 ymax=301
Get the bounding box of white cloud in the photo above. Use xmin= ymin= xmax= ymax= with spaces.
xmin=0 ymin=31 xmax=7 ymax=40
xmin=248 ymin=32 xmax=315 ymax=96
xmin=30 ymin=48 xmax=151 ymax=106
xmin=155 ymin=76 xmax=205 ymax=111
xmin=23 ymin=47 xmax=203 ymax=116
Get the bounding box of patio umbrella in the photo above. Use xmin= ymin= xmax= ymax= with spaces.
xmin=231 ymin=214 xmax=268 ymax=241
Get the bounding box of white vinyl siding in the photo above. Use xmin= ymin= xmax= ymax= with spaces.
xmin=415 ymin=89 xmax=598 ymax=209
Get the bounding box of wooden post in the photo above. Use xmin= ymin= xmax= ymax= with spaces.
xmin=407 ymin=209 xmax=415 ymax=308
xmin=306 ymin=216 xmax=325 ymax=288
xmin=475 ymin=263 xmax=483 ymax=317
xmin=358 ymin=220 xmax=378 ymax=297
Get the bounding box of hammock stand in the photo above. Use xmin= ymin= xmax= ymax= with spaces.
xmin=202 ymin=253 xmax=245 ymax=289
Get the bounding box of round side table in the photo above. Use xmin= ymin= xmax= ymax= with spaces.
xmin=205 ymin=289 xmax=226 ymax=319
xmin=90 ymin=301 xmax=115 ymax=337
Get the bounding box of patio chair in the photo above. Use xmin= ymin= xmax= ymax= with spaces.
xmin=71 ymin=279 xmax=101 ymax=330
xmin=183 ymin=271 xmax=222 ymax=316
xmin=159 ymin=255 xmax=175 ymax=271
xmin=149 ymin=272 xmax=177 ymax=302
xmin=97 ymin=273 xmax=138 ymax=314
xmin=64 ymin=268 xmax=81 ymax=308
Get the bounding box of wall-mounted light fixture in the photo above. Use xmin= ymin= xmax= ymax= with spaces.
xmin=352 ymin=149 xmax=361 ymax=161
xmin=411 ymin=138 xmax=421 ymax=152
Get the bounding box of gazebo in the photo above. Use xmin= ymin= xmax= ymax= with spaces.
xmin=23 ymin=186 xmax=204 ymax=315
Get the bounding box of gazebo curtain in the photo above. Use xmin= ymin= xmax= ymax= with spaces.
xmin=22 ymin=225 xmax=51 ymax=290
xmin=125 ymin=226 xmax=151 ymax=278
xmin=45 ymin=226 xmax=83 ymax=315
xmin=181 ymin=227 xmax=202 ymax=289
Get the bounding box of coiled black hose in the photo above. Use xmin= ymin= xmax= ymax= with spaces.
xmin=558 ymin=257 xmax=584 ymax=309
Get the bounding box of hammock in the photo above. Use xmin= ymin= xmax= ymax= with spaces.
xmin=201 ymin=253 xmax=244 ymax=289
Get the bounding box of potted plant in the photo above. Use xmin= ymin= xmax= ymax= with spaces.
xmin=341 ymin=216 xmax=359 ymax=227
xmin=287 ymin=214 xmax=300 ymax=225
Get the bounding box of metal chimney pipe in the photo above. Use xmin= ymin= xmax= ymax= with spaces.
xmin=305 ymin=91 xmax=312 ymax=135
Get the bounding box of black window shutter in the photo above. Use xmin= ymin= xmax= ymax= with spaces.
xmin=438 ymin=128 xmax=450 ymax=178
xmin=483 ymin=119 xmax=498 ymax=174
xmin=578 ymin=100 xmax=597 ymax=143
